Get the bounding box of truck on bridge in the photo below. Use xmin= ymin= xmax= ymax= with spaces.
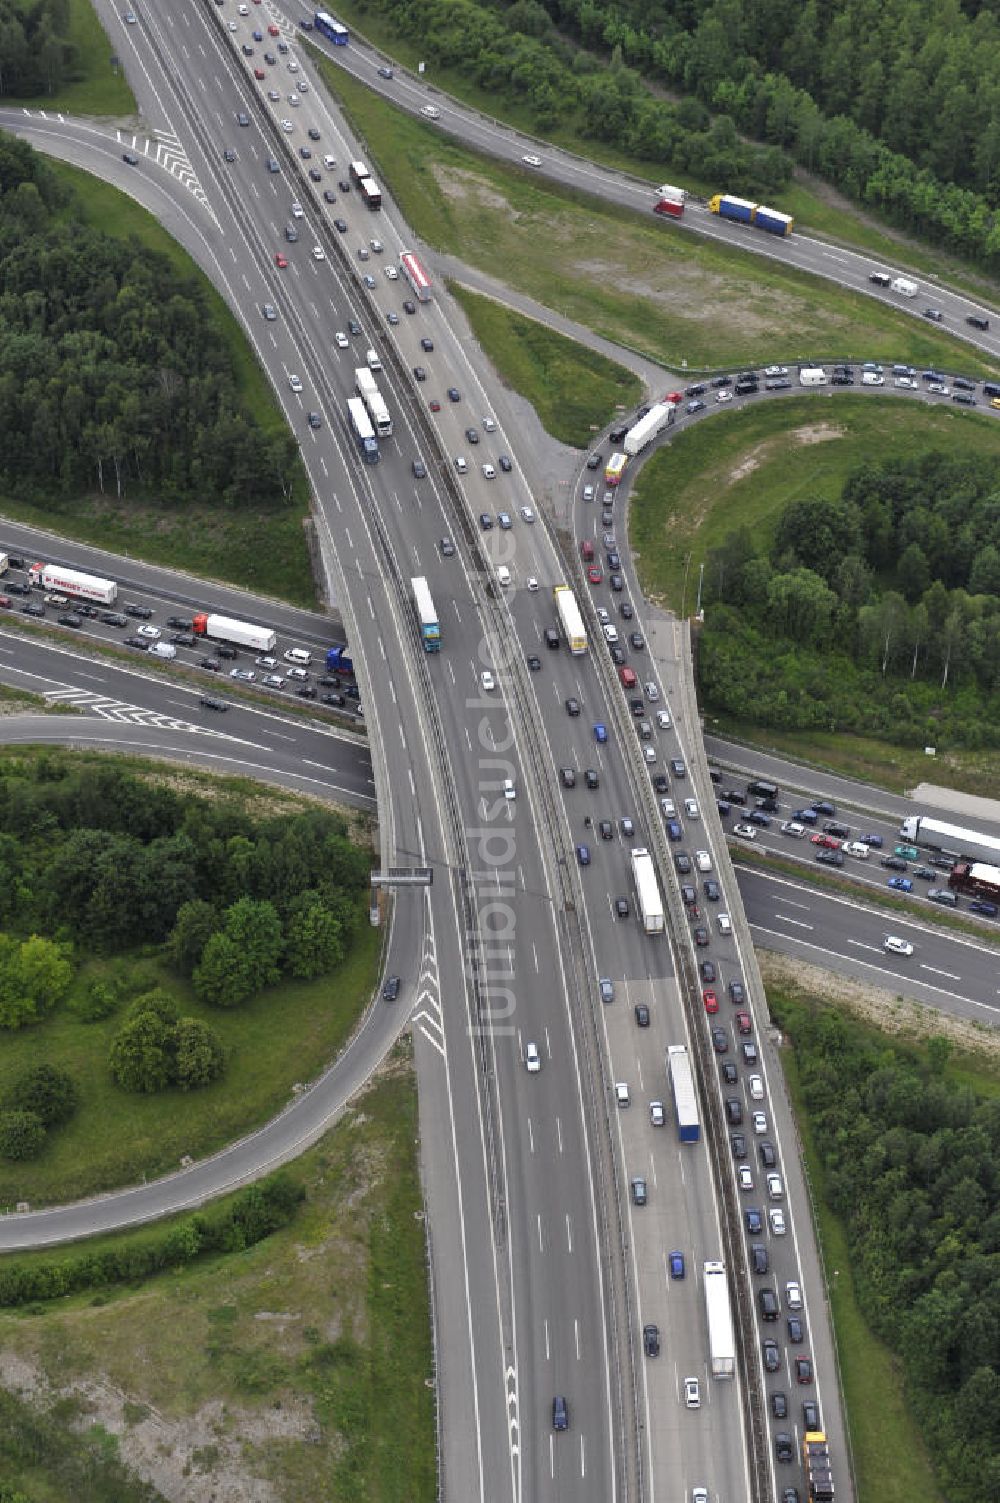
xmin=703 ymin=1259 xmax=736 ymax=1377
xmin=631 ymin=848 xmax=664 ymax=934
xmin=666 ymin=1044 xmax=700 ymax=1143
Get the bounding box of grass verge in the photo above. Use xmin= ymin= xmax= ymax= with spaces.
xmin=320 ymin=5 xmax=1000 ymax=303
xmin=324 ymin=69 xmax=999 ymax=379
xmin=774 ymin=995 xmax=947 ymax=1503
xmin=631 ymin=394 xmax=1000 ymax=610
xmin=0 ymin=913 xmax=380 ymax=1209
xmin=708 ymin=715 xmax=1000 ymax=801
xmin=7 ymin=0 xmax=136 ymax=117
xmin=0 ymin=1061 xmax=435 ymax=1503
xmin=448 ymin=282 xmax=641 ymax=446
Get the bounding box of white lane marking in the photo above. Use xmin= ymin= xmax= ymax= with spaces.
xmin=920 ymin=963 xmax=961 ymax=980
xmin=773 ymin=915 xmax=813 ymax=929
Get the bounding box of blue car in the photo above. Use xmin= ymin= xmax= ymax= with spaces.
xmin=969 ymin=899 xmax=998 ymax=917
xmin=576 ymin=844 xmax=591 ymax=866
xmin=746 ymin=1207 xmax=763 ymax=1234
xmin=668 ymin=1251 xmax=685 ymax=1279
xmin=860 ymin=832 xmax=884 ymax=848
xmin=666 ymin=820 xmax=682 ymax=842
xmin=888 ymin=876 xmax=913 ymax=892
xmin=793 ymin=808 xmax=819 ymax=825
xmin=593 ymin=722 xmax=608 ymax=743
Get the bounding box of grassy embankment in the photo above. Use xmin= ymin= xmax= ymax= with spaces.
xmin=0 ymin=1064 xmax=435 ymax=1503
xmin=324 ymin=0 xmax=1000 ymax=303
xmin=630 ymin=395 xmax=1000 ymax=794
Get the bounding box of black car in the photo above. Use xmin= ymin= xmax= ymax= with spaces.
xmin=348 ymin=319 xmax=362 ymax=336
xmin=440 ymin=537 xmax=455 ymax=557
xmin=421 ymin=337 xmax=434 ymax=352
xmin=680 ymin=884 xmax=697 ymax=907
xmin=322 ymin=692 xmax=346 ymax=707
xmin=560 ymin=768 xmax=576 ymax=788
xmin=22 ymin=601 xmax=45 ymax=618
xmin=881 ymin=855 xmax=907 ymax=871
xmin=333 ymin=218 xmax=348 ymax=233
xmin=759 ymin=1140 xmax=777 ymax=1168
xmin=652 ymin=774 xmax=668 ymax=794
xmin=824 ymin=821 xmax=849 ymax=838
xmin=746 ymin=810 xmax=771 ymax=826
xmin=728 ymin=980 xmax=746 ymax=1004
xmin=124 ymin=634 xmax=147 ymax=648
xmin=614 ymin=896 xmax=629 ymax=918
xmin=599 ymin=819 xmax=613 ymax=839
xmin=802 ymin=1399 xmax=820 ymax=1430
xmin=634 ymin=1003 xmax=650 ymax=1027
xmin=670 ymin=758 xmax=686 ymax=778
xmin=675 ymin=853 xmax=692 ymax=875
xmin=166 ymin=615 xmax=190 ymax=629
xmin=76 ymin=603 xmax=98 ymax=619
xmin=629 ymin=698 xmax=644 ymax=716
xmin=711 ymin=374 xmax=732 ymax=387
xmin=382 ymin=975 xmax=400 ymax=1002
xmin=58 ymin=613 xmax=82 ymax=628
xmin=816 ymin=849 xmax=844 ymax=867
xmin=324 ymin=189 xmax=337 ymax=203
xmin=712 ymin=1028 xmax=729 ymax=1053
xmin=763 ymin=1339 xmax=781 ymax=1373
xmin=787 ymin=1316 xmax=804 ymax=1344
xmin=731 ymin=1132 xmax=746 ymax=1158
xmin=721 ymin=1060 xmax=738 ymax=1085
xmin=587 ymin=452 xmax=602 ymax=469
xmin=101 ymin=611 xmax=128 ymax=627
xmin=200 ymin=657 xmax=221 ymax=671
xmin=619 ymin=602 xmax=633 ymax=619
xmin=585 ymin=768 xmax=599 ymax=789
xmin=4 ymin=580 xmax=29 ymax=595
xmin=170 ymin=632 xmax=195 ymax=647
xmin=723 ymin=789 xmax=747 ymax=805
xmin=642 ymin=1323 xmax=660 ymax=1357
xmin=700 ymin=960 xmax=716 ymax=982
xmin=685 ymin=382 xmax=707 ymax=396
xmin=526 ymin=654 xmax=541 ymax=671
xmin=693 ymin=926 xmax=709 ymax=947
xmin=499 ymin=455 xmax=512 ymax=472
xmin=629 ymin=631 xmax=644 ymax=650
xmin=216 ymin=644 xmax=238 ymax=660
xmin=775 ymin=1434 xmax=794 ymax=1464
xmin=703 ymin=879 xmax=720 ymax=901
xmin=771 ymin=1391 xmax=788 ymax=1419
xmin=124 ymin=603 xmax=152 ymax=619
xmin=751 ymin=1242 xmax=768 ymax=1274
xmin=297 ymin=684 xmax=317 ymax=699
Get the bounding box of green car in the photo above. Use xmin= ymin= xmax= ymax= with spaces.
xmin=895 ymin=844 xmax=920 ymax=861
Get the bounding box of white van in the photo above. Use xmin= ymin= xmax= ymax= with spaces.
xmin=695 ymin=850 xmax=712 ymax=873
xmin=283 ymin=647 xmax=311 ymax=666
xmin=861 ymin=370 xmax=884 ymax=386
xmin=496 ymin=564 xmax=511 ymax=587
xmin=149 ymin=641 xmax=177 ymax=660
xmin=366 ymin=348 xmax=382 ymax=371
xmin=717 ymin=913 xmax=732 ymax=936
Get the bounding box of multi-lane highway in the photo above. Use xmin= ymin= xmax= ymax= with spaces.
xmin=5 ymin=4 xmax=999 ymax=1501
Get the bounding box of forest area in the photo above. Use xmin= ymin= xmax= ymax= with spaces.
xmin=777 ymin=993 xmax=1000 ymax=1503
xmin=698 ymin=450 xmax=1000 ymax=748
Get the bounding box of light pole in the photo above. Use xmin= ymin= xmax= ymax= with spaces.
xmin=695 ymin=562 xmax=705 ymax=618
xmin=680 ymin=552 xmax=692 ymax=618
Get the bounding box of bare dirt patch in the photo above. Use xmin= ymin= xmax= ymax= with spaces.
xmin=726 ymin=423 xmax=844 ymax=486
xmin=758 ymin=949 xmax=1000 ymax=1061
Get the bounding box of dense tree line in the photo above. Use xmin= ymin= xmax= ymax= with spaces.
xmin=0 ymin=0 xmax=75 ymax=98
xmin=0 ymin=136 xmax=300 ymax=504
xmin=0 ymin=1172 xmax=304 ymax=1307
xmin=530 ymin=0 xmax=1000 ymax=265
xmin=698 ymin=451 xmax=1000 ymax=747
xmin=0 ymin=759 xmax=369 ymax=1102
xmin=357 ymin=0 xmax=788 ymax=194
xmin=777 ymin=995 xmax=1000 ymax=1502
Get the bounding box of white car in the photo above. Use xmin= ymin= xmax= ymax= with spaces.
xmin=370 ymin=238 xmax=384 ymax=251
xmin=615 ymin=1081 xmax=630 ymax=1107
xmin=288 ymin=373 xmax=303 ymax=392
xmin=137 ymin=623 xmax=160 ymax=639
xmin=503 ymin=778 xmax=516 ymax=801
xmin=291 ymin=200 xmax=304 ymax=218
xmin=238 ymin=1 xmax=248 ymax=10
xmin=522 ymin=154 xmax=542 ymax=167
xmin=733 ymin=823 xmax=757 ymax=840
xmin=749 ymin=1074 xmax=765 ymax=1101
xmin=268 ymin=89 xmax=280 ymax=101
xmin=287 ymin=58 xmax=299 ymax=71
xmin=769 ymin=1208 xmax=786 ymax=1235
xmin=603 ymin=624 xmax=619 ymax=644
xmin=684 ymin=798 xmax=700 ymax=819
xmin=255 ymin=656 xmax=277 ymax=669
xmin=695 ymin=850 xmax=712 ymax=873
xmin=684 ymin=1377 xmax=701 ymax=1409
xmin=281 ymin=119 xmax=294 ymax=132
xmin=785 ymin=1280 xmax=803 ymax=1311
xmin=764 ymin=365 xmax=788 ymax=377
xmin=649 ymin=1100 xmax=665 ymax=1127
xmin=894 ymin=375 xmax=917 ymax=389
xmin=660 ymin=797 xmax=676 ymax=818
xmin=519 ymin=506 xmax=536 ymax=523
xmin=655 ymin=709 xmax=671 ymax=729
xmin=643 ymin=746 xmax=657 ymax=764
xmin=525 ymin=1041 xmax=541 ymax=1073
xmin=481 ymin=670 xmax=496 ymax=692
xmin=483 ymin=416 xmax=497 ymax=431
xmin=597 ymin=607 xmax=610 ymax=625
xmin=335 ymin=331 xmax=349 ymax=349
xmin=884 ymin=934 xmax=914 ymax=956
xmin=228 ymin=19 xmax=238 ymax=30
xmin=297 ymin=79 xmax=308 ymax=92
xmin=526 ymin=577 xmax=538 ymax=592
xmin=311 ymin=245 xmax=325 ymax=260
xmin=781 ymin=820 xmax=806 ymax=837
xmin=644 ymin=681 xmax=659 ymax=701
xmin=323 ymin=154 xmax=336 ymax=169
xmin=716 ymin=389 xmax=733 ymax=403
xmin=753 ymin=1111 xmax=768 ymax=1135
xmin=421 ymin=104 xmax=441 ymax=118
xmin=482 ymin=463 xmax=496 ymax=479
xmin=766 ymin=1171 xmax=784 ymax=1198
xmin=287 ymin=94 xmax=300 ymax=107
xmin=455 ymin=456 xmax=468 ymax=474
xmin=737 ymin=1165 xmax=753 ymax=1191
xmin=384 ymin=266 xmax=399 ymax=280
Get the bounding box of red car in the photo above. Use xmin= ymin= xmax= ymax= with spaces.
xmin=429 ymin=399 xmax=441 ymax=412
xmin=810 ymin=832 xmax=840 ymax=849
xmin=268 ymin=22 xmax=279 ymax=33
xmin=254 ymin=68 xmax=265 ymax=79
xmin=703 ymin=989 xmax=718 ymax=1014
xmin=795 ymin=1355 xmax=813 ymax=1384
xmin=735 ymin=1011 xmax=752 ymax=1035
xmin=275 ymin=252 xmax=288 ymax=268
xmin=587 ymin=565 xmax=603 ymax=585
